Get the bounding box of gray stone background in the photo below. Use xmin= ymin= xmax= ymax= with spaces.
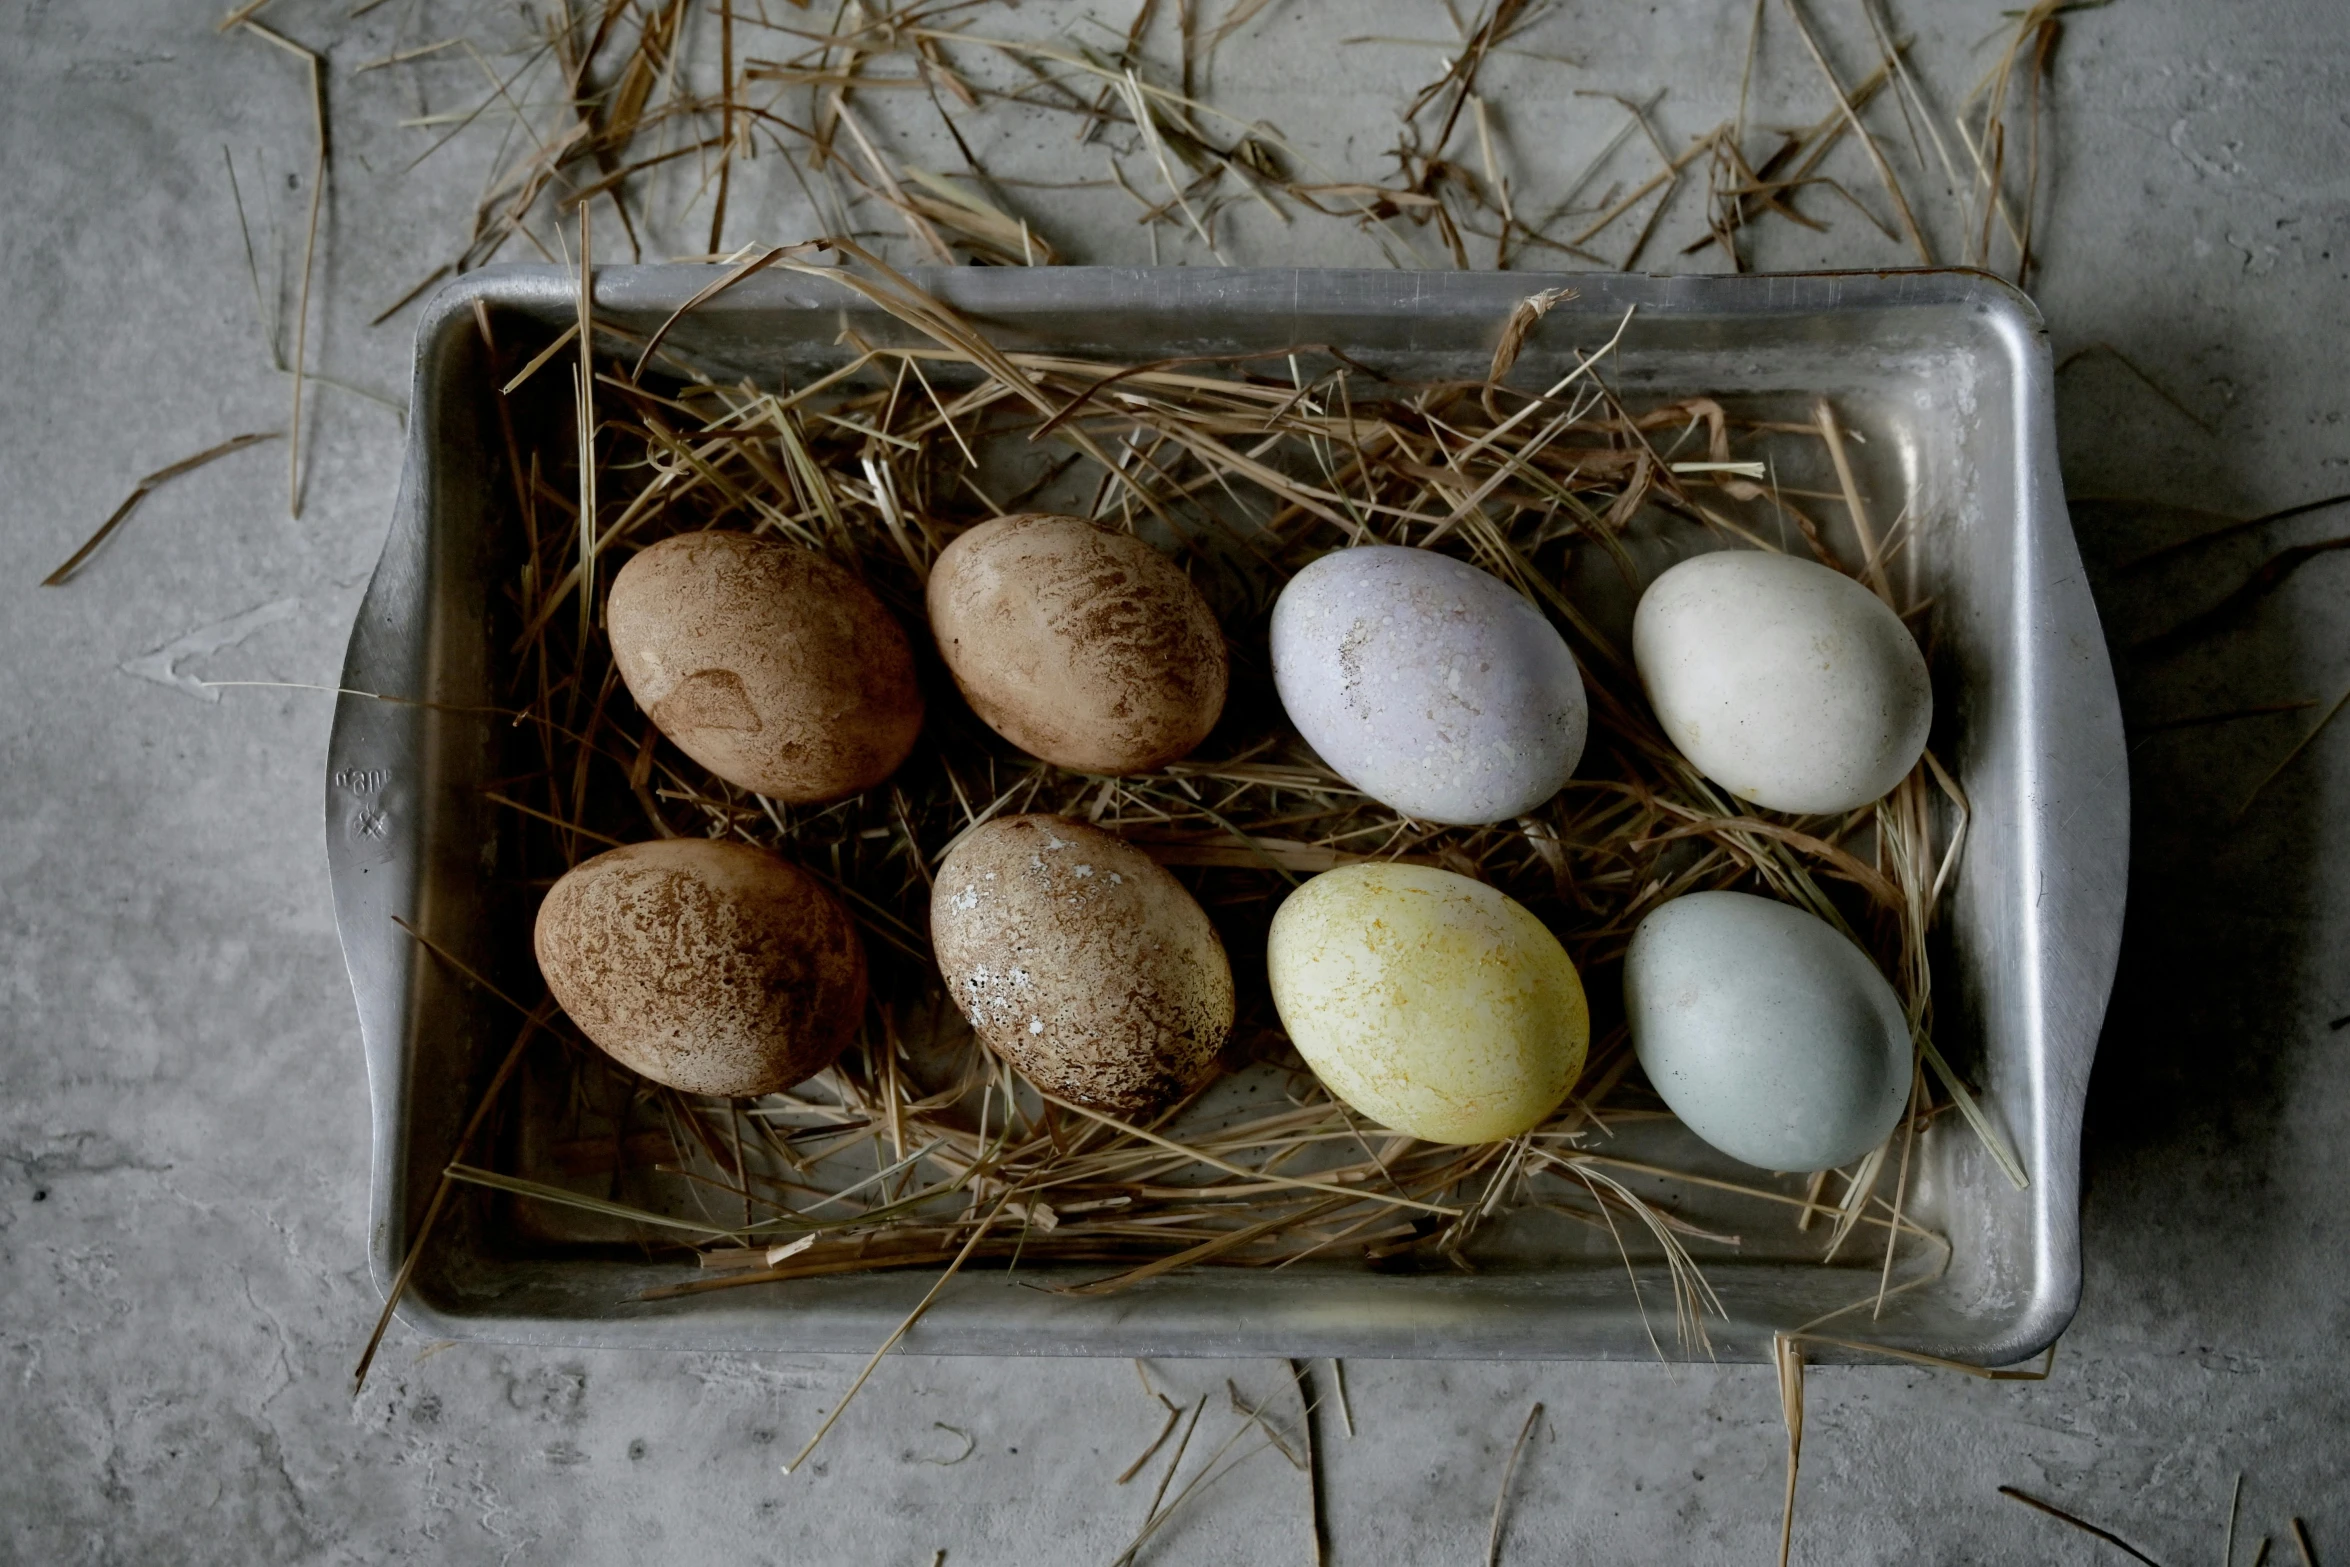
xmin=3 ymin=0 xmax=2345 ymax=1561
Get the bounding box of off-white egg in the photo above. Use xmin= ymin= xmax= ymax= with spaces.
xmin=1632 ymin=550 xmax=1930 ymax=814
xmin=1624 ymin=890 xmax=1909 ymax=1172
xmin=1267 ymin=862 xmax=1588 ymax=1145
xmin=1270 ymin=546 xmax=1588 ymax=826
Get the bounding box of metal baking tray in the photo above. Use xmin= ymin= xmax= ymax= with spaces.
xmin=329 ymin=264 xmax=2125 ymax=1363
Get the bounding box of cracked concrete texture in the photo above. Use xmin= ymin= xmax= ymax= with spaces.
xmin=2 ymin=0 xmax=2346 ymax=1561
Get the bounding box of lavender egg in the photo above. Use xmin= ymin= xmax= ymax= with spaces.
xmin=1270 ymin=546 xmax=1588 ymax=826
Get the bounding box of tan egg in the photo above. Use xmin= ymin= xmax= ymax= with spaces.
xmin=926 ymin=514 xmax=1227 ymax=774
xmin=608 ymin=531 xmax=922 ymax=803
xmin=932 ymin=816 xmax=1232 ymax=1115
xmin=534 ymin=838 xmax=866 ymax=1097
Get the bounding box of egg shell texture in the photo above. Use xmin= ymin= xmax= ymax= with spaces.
xmin=931 ymin=816 xmax=1233 ymax=1115
xmin=533 ymin=837 xmax=868 ymax=1098
xmin=608 ymin=531 xmax=923 ymax=804
xmin=1270 ymin=546 xmax=1588 ymax=826
xmin=1624 ymin=890 xmax=1909 ymax=1172
xmin=926 ymin=514 xmax=1228 ymax=775
xmin=1632 ymin=550 xmax=1931 ymax=815
xmin=1266 ymin=862 xmax=1589 ymax=1145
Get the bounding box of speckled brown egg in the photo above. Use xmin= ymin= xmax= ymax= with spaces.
xmin=534 ymin=838 xmax=867 ymax=1097
xmin=926 ymin=514 xmax=1228 ymax=774
xmin=931 ymin=816 xmax=1232 ymax=1115
xmin=608 ymin=531 xmax=922 ymax=803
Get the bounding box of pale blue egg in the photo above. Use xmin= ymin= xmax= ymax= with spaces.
xmin=1625 ymin=890 xmax=1910 ymax=1172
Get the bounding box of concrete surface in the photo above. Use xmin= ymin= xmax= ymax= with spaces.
xmin=3 ymin=1 xmax=2347 ymax=1561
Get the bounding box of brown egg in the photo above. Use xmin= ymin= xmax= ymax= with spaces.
xmin=931 ymin=816 xmax=1232 ymax=1115
xmin=608 ymin=531 xmax=922 ymax=803
xmin=926 ymin=514 xmax=1227 ymax=774
xmin=534 ymin=838 xmax=867 ymax=1097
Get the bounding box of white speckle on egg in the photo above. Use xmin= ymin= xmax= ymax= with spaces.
xmin=1632 ymin=550 xmax=1931 ymax=814
xmin=1270 ymin=546 xmax=1588 ymax=826
xmin=1624 ymin=890 xmax=1910 ymax=1172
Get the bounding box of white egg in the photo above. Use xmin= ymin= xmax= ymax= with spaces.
xmin=1270 ymin=546 xmax=1588 ymax=826
xmin=1624 ymin=890 xmax=1910 ymax=1172
xmin=1632 ymin=550 xmax=1930 ymax=814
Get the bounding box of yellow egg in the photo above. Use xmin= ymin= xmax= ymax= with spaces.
xmin=1266 ymin=863 xmax=1587 ymax=1144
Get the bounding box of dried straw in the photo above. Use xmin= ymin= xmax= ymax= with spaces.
xmin=1998 ymin=1485 xmax=2169 ymax=1567
xmin=43 ymin=432 xmax=280 ymax=586
xmin=238 ymin=20 xmax=325 ymax=517
xmin=1485 ymin=1401 xmax=1543 ymax=1567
